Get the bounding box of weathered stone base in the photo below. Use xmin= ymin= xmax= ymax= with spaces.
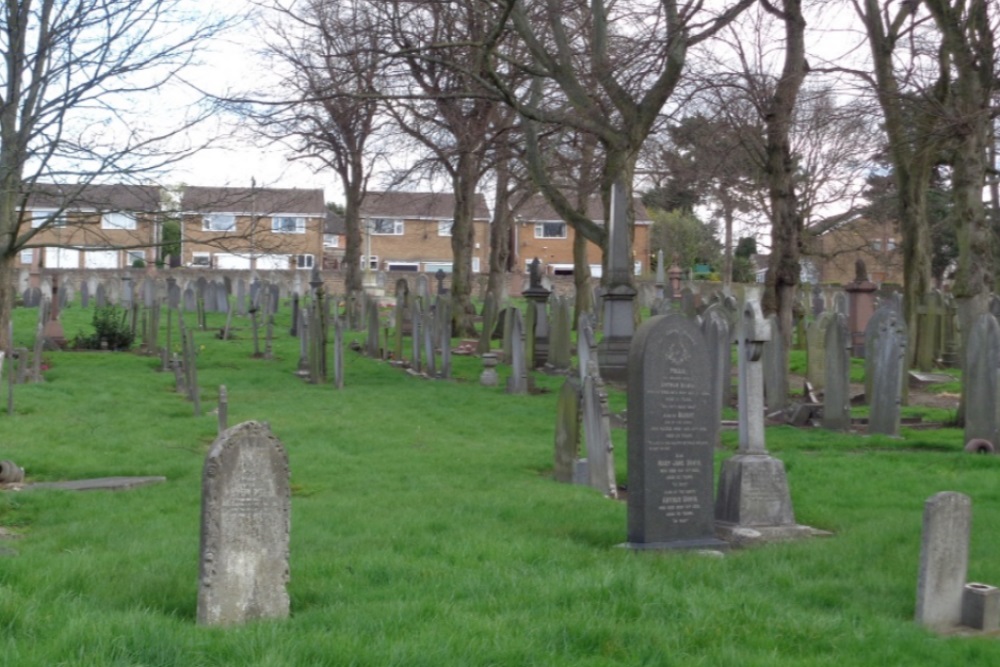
xmin=597 ymin=336 xmax=631 ymax=384
xmin=715 ymin=522 xmax=831 ymax=548
xmin=619 ymin=537 xmax=730 ymax=552
xmin=715 ymin=454 xmax=795 ymax=526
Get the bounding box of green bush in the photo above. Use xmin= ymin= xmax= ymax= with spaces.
xmin=72 ymin=305 xmax=134 ymax=350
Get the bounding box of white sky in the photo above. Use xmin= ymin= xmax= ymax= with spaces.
xmin=164 ymin=1 xmax=345 ymax=204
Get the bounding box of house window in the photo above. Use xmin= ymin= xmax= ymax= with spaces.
xmin=203 ymin=214 xmax=235 ymax=232
xmin=20 ymin=249 xmax=33 ymax=265
xmin=472 ymin=256 xmax=481 ymax=273
xmin=30 ymin=210 xmax=66 ymax=228
xmin=272 ymin=216 xmax=305 ymax=234
xmin=361 ymin=255 xmax=378 ymax=270
xmin=295 ymin=254 xmax=314 ymax=270
xmin=324 ymin=233 xmax=340 ymax=248
xmin=437 ymin=220 xmax=453 ymax=236
xmin=126 ymin=250 xmax=146 ymax=267
xmin=370 ymin=218 xmax=403 ymax=235
xmin=102 ymin=212 xmax=137 ymax=230
xmin=387 ymin=262 xmax=419 ymax=272
xmin=534 ymin=222 xmax=566 ymax=239
xmin=886 ymin=238 xmax=897 ymax=251
xmin=871 ymin=239 xmax=883 ymax=252
xmin=191 ymin=252 xmax=211 ymax=267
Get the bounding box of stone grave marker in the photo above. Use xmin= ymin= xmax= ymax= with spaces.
xmin=582 ymin=365 xmax=617 ymax=498
xmin=438 ymin=298 xmax=452 ymax=379
xmin=95 ymin=283 xmax=107 ymax=308
xmin=811 ymin=284 xmax=824 ymax=316
xmin=625 ymin=313 xmax=725 ymax=550
xmin=333 ymin=314 xmax=344 ymax=389
xmin=184 ymin=287 xmax=196 ymax=312
xmin=547 ymin=296 xmax=572 ymax=371
xmin=762 ymin=314 xmax=787 ymax=412
xmin=822 ymin=314 xmax=851 ymax=431
xmin=964 ymin=313 xmax=1000 ymax=448
xmin=867 ymin=310 xmax=907 ymax=436
xmin=197 ymin=421 xmax=290 ymax=626
xmin=554 ymin=377 xmax=581 ymax=484
xmin=143 ymin=278 xmax=155 ymax=308
xmin=577 ymin=313 xmax=597 ymax=384
xmin=916 ymin=491 xmax=970 ymax=631
xmin=700 ymin=304 xmax=731 ymax=438
xmin=806 ymin=311 xmax=834 ymax=392
xmin=422 ymin=307 xmax=437 ymax=376
xmin=80 ymin=281 xmax=90 ymax=308
xmin=505 ymin=308 xmax=528 ymax=394
xmin=477 ymin=293 xmax=498 ymax=355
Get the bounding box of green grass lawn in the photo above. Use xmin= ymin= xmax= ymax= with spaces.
xmin=1 ymin=300 xmax=997 ymax=666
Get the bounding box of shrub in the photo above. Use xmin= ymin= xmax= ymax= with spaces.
xmin=72 ymin=306 xmax=135 ymax=351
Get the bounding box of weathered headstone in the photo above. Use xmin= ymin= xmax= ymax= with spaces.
xmin=806 ymin=311 xmax=834 ymax=392
xmin=625 ymin=313 xmax=725 ymax=550
xmin=915 ymin=492 xmax=971 ymax=631
xmin=80 ymin=281 xmax=90 ymax=309
xmin=577 ymin=313 xmax=597 ymax=384
xmin=505 ymin=308 xmax=528 ymax=395
xmin=762 ymin=314 xmax=787 ymax=412
xmin=700 ymin=305 xmax=731 ymax=439
xmin=822 ymin=314 xmax=851 ymax=431
xmin=547 ymin=296 xmax=572 ymax=371
xmin=715 ymin=301 xmax=802 ymax=538
xmin=197 ymin=421 xmax=290 ymax=626
xmin=553 ymin=377 xmax=581 ymax=483
xmin=582 ymin=366 xmax=617 ymax=498
xmin=964 ymin=313 xmax=1000 ymax=448
xmin=867 ymin=310 xmax=907 ymax=436
xmin=597 ymin=180 xmax=637 ymax=383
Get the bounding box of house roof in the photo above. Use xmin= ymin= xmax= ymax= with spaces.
xmin=26 ymin=183 xmax=163 ymax=213
xmin=180 ymin=186 xmax=326 ymax=216
xmin=360 ymin=191 xmax=491 ymax=221
xmin=516 ymin=193 xmax=651 ymax=224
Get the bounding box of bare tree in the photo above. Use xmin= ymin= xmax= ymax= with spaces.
xmin=0 ymin=0 xmax=227 ymax=348
xmin=249 ymin=0 xmax=388 ymax=295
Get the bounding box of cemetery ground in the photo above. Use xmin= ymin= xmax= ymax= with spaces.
xmin=1 ymin=299 xmax=997 ymax=667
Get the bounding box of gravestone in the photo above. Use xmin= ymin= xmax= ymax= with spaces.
xmin=121 ymin=276 xmax=133 ymax=308
xmin=577 ymin=313 xmax=597 ymax=384
xmin=434 ymin=269 xmax=447 ymax=295
xmin=822 ymin=314 xmax=851 ymax=431
xmin=197 ymin=421 xmax=290 ymax=626
xmin=523 ymin=259 xmax=551 ymax=368
xmin=333 ymin=314 xmax=344 ymax=389
xmin=477 ymin=293 xmax=498 ymax=355
xmin=582 ymin=365 xmax=618 ymax=498
xmin=625 ymin=313 xmax=725 ymax=550
xmin=438 ymin=298 xmax=452 ymax=379
xmin=762 ymin=314 xmax=787 ymax=412
xmin=812 ymin=285 xmax=824 ymax=317
xmin=505 ymin=308 xmax=528 ymax=394
xmin=143 ymin=278 xmax=156 ymax=308
xmin=915 ymin=491 xmax=970 ymax=631
xmin=867 ymin=310 xmax=907 ymax=436
xmin=95 ymin=283 xmax=107 ymax=308
xmin=964 ymin=313 xmax=1000 ymax=447
xmin=863 ymin=306 xmax=896 ymax=400
xmin=597 ymin=180 xmax=637 ymax=383
xmin=236 ymin=279 xmax=247 ymax=317
xmin=716 ymin=301 xmax=803 ymax=539
xmin=553 ymin=377 xmax=581 ymax=484
xmin=700 ymin=305 xmax=731 ymax=439
xmin=366 ymin=296 xmax=380 ymax=358
xmin=655 ymin=249 xmax=665 ymax=299
xmin=423 ymin=306 xmax=437 ymax=377
xmin=547 ymin=296 xmax=572 ymax=371
xmin=216 ymin=283 xmax=229 ymax=314
xmin=416 ymin=274 xmax=429 ymax=301
xmin=80 ymin=281 xmax=90 ymax=309
xmin=410 ymin=299 xmax=423 ymax=372
xmin=806 ymin=312 xmax=834 ymax=392
xmin=184 ymin=287 xmax=196 ymax=312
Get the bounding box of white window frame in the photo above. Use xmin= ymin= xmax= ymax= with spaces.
xmin=19 ymin=249 xmax=33 ymax=265
xmin=272 ymin=216 xmax=306 ymax=234
xmin=203 ymin=213 xmax=236 ymax=232
xmin=294 ymin=254 xmax=314 ymax=270
xmin=370 ymin=218 xmax=403 ymax=235
xmin=30 ymin=209 xmax=66 ymax=229
xmin=191 ymin=252 xmax=211 ymax=267
xmin=472 ymin=256 xmax=481 ymax=273
xmin=437 ymin=220 xmax=453 ymax=236
xmin=424 ymin=262 xmax=452 ymax=274
xmin=361 ymin=255 xmax=378 ymax=270
xmin=886 ymin=238 xmax=897 ymax=251
xmin=324 ymin=233 xmax=340 ymax=248
xmin=102 ymin=212 xmax=137 ymax=230
xmin=534 ymin=222 xmax=567 ymax=239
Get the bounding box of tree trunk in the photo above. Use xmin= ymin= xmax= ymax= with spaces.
xmin=450 ymin=152 xmax=480 ymax=337
xmin=0 ymin=254 xmax=13 ymax=351
xmin=487 ymin=160 xmax=513 ymax=302
xmin=572 ymin=221 xmax=593 ymax=328
xmin=342 ymin=176 xmax=364 ymax=295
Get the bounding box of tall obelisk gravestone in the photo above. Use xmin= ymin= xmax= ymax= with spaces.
xmin=625 ymin=312 xmax=727 ymax=550
xmin=597 ymin=180 xmax=637 ymax=383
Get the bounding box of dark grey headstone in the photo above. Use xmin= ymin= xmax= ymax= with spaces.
xmin=197 ymin=421 xmax=290 ymax=626
xmin=964 ymin=313 xmax=1000 ymax=447
xmin=505 ymin=308 xmax=528 ymax=394
xmin=868 ymin=311 xmax=907 ymax=436
xmin=822 ymin=314 xmax=851 ymax=431
xmin=554 ymin=377 xmax=581 ymax=483
xmin=700 ymin=305 xmax=731 ymax=437
xmin=95 ymin=284 xmax=106 ymax=309
xmin=582 ymin=371 xmax=617 ymax=498
xmin=626 ymin=313 xmax=724 ymax=549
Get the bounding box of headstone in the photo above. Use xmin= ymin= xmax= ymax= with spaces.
xmin=422 ymin=307 xmax=437 ymax=376
xmin=477 ymin=293 xmax=498 ymax=355
xmin=715 ymin=301 xmax=801 ymax=536
xmin=236 ymin=279 xmax=247 ymax=317
xmin=867 ymin=310 xmax=907 ymax=436
xmin=333 ymin=314 xmax=344 ymax=389
xmin=197 ymin=421 xmax=290 ymax=626
xmin=915 ymin=492 xmax=971 ymax=631
xmin=505 ymin=308 xmax=528 ymax=394
xmin=553 ymin=377 xmax=581 ymax=483
xmin=577 ymin=313 xmax=597 ymax=384
xmin=434 ymin=269 xmax=447 ymax=295
xmin=582 ymin=366 xmax=617 ymax=498
xmin=806 ymin=312 xmax=834 ymax=392
xmin=625 ymin=313 xmax=725 ymax=550
xmin=366 ymin=296 xmax=380 ymax=358
xmin=143 ymin=278 xmax=156 ymax=308
xmin=700 ymin=305 xmax=731 ymax=438
xmin=762 ymin=314 xmax=787 ymax=411
xmin=80 ymin=281 xmax=90 ymax=309
xmin=655 ymin=249 xmax=665 ymax=299
xmin=184 ymin=287 xmax=196 ymax=312
xmin=964 ymin=313 xmax=1000 ymax=448
xmin=822 ymin=314 xmax=851 ymax=431
xmin=523 ymin=259 xmax=551 ymax=369
xmin=95 ymin=283 xmax=107 ymax=308
xmin=416 ymin=274 xmax=429 ymax=301
xmin=597 ymin=179 xmax=638 ymax=383
xmin=438 ymin=298 xmax=452 ymax=379
xmin=547 ymin=296 xmax=572 ymax=371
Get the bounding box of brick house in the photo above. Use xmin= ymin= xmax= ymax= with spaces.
xmin=17 ymin=183 xmax=163 ymax=270
xmin=514 ymin=194 xmax=653 ymax=276
xmin=358 ymin=191 xmax=491 ymax=273
xmin=803 ymin=216 xmax=903 ymax=285
xmin=323 ymin=209 xmax=346 ymax=270
xmin=179 ymin=186 xmax=326 ymax=271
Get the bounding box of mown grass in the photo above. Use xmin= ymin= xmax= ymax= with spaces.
xmin=1 ymin=299 xmax=996 ymax=667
